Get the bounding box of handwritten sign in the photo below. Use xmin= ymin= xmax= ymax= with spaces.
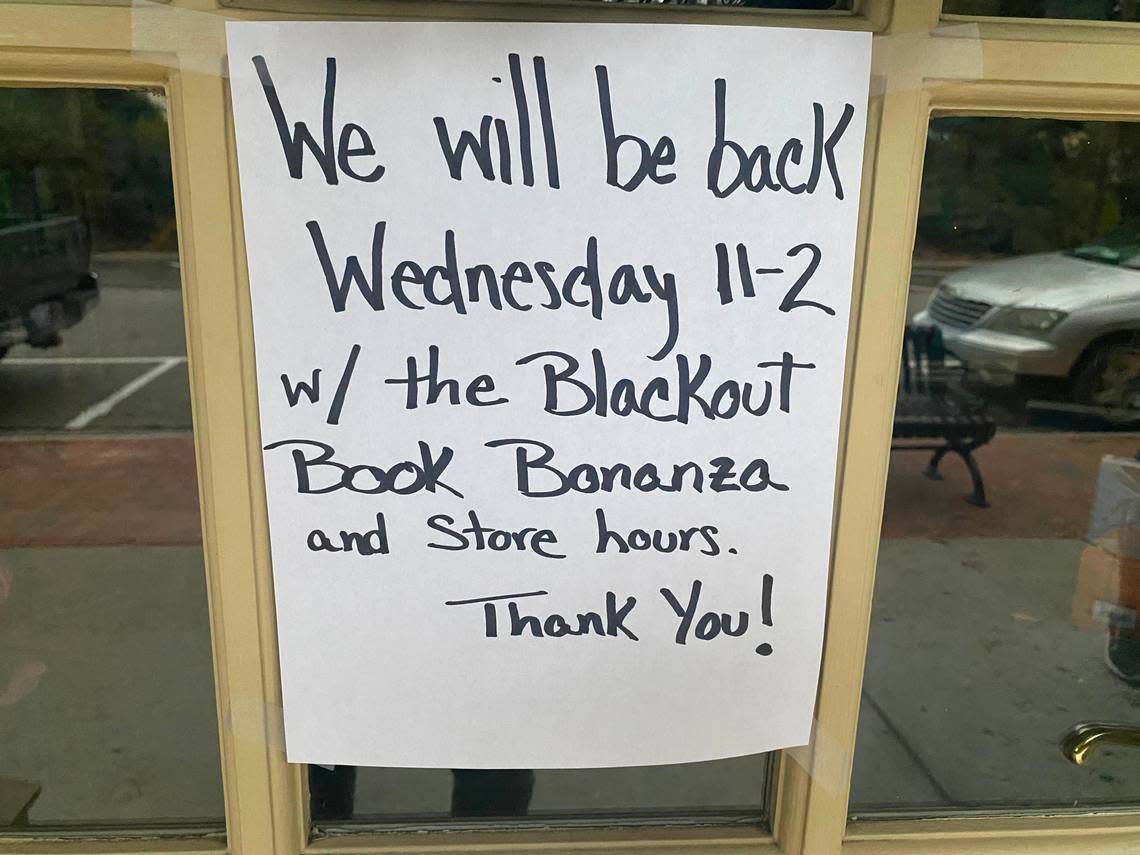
xmin=227 ymin=21 xmax=870 ymax=768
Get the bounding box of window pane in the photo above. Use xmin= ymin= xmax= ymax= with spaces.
xmin=220 ymin=0 xmax=853 ymax=9
xmin=943 ymin=0 xmax=1140 ymax=22
xmin=310 ymin=756 xmax=769 ymax=825
xmin=594 ymin=1 xmax=851 ymax=8
xmin=0 ymin=89 xmax=224 ymax=832
xmin=850 ymin=117 xmax=1140 ymax=817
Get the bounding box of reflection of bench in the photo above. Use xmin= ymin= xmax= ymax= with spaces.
xmin=891 ymin=325 xmax=996 ymax=507
xmin=0 ymin=777 xmax=40 ymax=827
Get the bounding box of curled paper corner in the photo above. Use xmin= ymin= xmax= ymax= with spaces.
xmin=130 ymin=0 xmax=230 ymax=79
xmin=227 ymin=696 xmax=288 ymax=754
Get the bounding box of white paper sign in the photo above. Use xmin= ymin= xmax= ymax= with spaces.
xmin=226 ymin=21 xmax=870 ymax=769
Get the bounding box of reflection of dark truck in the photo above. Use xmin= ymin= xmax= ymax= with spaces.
xmin=0 ymin=214 xmax=98 ymax=359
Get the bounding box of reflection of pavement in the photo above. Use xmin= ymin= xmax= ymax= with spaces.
xmin=0 ymin=437 xmax=200 ymax=548
xmin=854 ymin=539 xmax=1140 ymax=812
xmin=0 ymin=547 xmax=222 ymax=825
xmin=854 ymin=432 xmax=1140 ymax=813
xmin=882 ymin=431 xmax=1140 ymax=540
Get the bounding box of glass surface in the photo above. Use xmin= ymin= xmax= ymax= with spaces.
xmin=596 ymin=1 xmax=850 ymax=7
xmin=943 ymin=0 xmax=1140 ymax=21
xmin=0 ymin=89 xmax=224 ymax=831
xmin=309 ymin=755 xmax=769 ymax=825
xmin=850 ymin=117 xmax=1140 ymax=817
xmin=218 ymin=0 xmax=853 ymax=8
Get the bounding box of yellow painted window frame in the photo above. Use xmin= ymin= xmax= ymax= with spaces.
xmin=1 ymin=1 xmax=1140 ymax=854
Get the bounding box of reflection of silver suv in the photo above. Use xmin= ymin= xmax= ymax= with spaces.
xmin=913 ymin=226 xmax=1140 ymax=409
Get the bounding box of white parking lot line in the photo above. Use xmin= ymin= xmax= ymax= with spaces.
xmin=4 ymin=356 xmax=186 ymax=366
xmin=64 ymin=357 xmax=186 ymax=430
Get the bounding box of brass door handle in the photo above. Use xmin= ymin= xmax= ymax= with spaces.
xmin=1062 ymin=722 xmax=1140 ymax=765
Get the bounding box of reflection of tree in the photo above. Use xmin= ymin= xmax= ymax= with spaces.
xmin=0 ymin=89 xmax=175 ymax=251
xmin=917 ymin=117 xmax=1140 ymax=258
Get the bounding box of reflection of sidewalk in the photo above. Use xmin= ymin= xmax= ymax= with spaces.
xmin=0 ymin=545 xmax=222 ymax=825
xmin=857 ymin=430 xmax=1140 ymax=813
xmin=854 ymin=538 xmax=1140 ymax=812
xmin=882 ymin=431 xmax=1140 ymax=540
xmin=0 ymin=436 xmax=200 ymax=548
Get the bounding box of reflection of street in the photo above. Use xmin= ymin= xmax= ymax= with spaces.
xmin=858 ymin=252 xmax=1140 ymax=809
xmin=0 ymin=252 xmax=190 ymax=433
xmin=7 ymin=251 xmax=1140 ymax=821
xmin=0 ymin=250 xmax=222 ymax=826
